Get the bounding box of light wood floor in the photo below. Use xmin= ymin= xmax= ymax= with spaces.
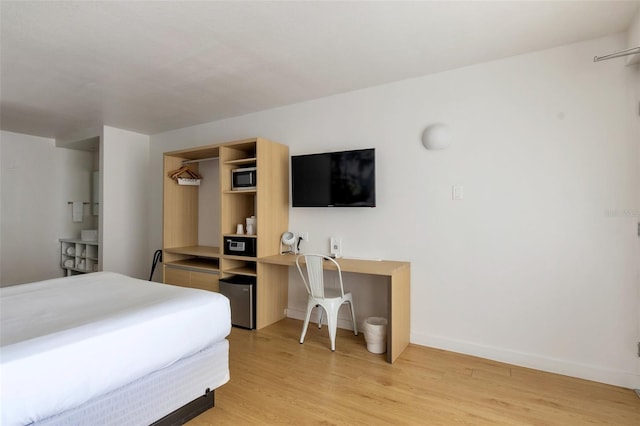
xmin=189 ymin=318 xmax=640 ymax=425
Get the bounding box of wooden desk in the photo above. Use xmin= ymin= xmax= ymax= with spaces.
xmin=258 ymin=254 xmax=411 ymax=363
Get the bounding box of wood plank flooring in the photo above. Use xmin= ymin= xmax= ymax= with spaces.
xmin=189 ymin=318 xmax=640 ymax=425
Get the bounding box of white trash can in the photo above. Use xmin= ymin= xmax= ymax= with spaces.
xmin=363 ymin=317 xmax=388 ymax=354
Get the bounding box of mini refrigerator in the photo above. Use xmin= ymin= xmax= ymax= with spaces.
xmin=219 ymin=275 xmax=256 ymax=329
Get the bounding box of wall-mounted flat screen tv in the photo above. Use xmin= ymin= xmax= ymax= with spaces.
xmin=291 ymin=148 xmax=375 ymax=207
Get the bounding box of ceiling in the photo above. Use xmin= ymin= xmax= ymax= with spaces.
xmin=1 ymin=1 xmax=638 ymax=139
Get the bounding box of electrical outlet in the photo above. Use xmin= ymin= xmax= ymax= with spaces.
xmin=300 ymin=232 xmax=309 ymax=243
xmin=452 ymin=185 xmax=464 ymax=200
xmin=330 ymin=237 xmax=342 ymax=258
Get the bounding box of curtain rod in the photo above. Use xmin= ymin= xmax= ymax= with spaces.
xmin=593 ymin=46 xmax=640 ymax=62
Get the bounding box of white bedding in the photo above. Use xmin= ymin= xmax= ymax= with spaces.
xmin=0 ymin=272 xmax=231 ymax=426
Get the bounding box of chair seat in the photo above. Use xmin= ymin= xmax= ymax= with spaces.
xmin=319 ymin=288 xmax=346 ymax=300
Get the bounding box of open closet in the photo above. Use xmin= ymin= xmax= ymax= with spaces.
xmin=162 ymin=137 xmax=290 ymax=329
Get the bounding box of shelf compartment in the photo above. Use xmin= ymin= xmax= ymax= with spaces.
xmin=223 ymin=266 xmax=257 ymax=277
xmin=84 ymin=258 xmax=98 ymax=273
xmin=61 ymin=255 xmax=74 ymax=270
xmin=224 ymin=254 xmax=257 ymax=262
xmin=222 ymin=142 xmax=256 ymax=163
xmin=165 ymin=258 xmax=219 ymax=273
xmin=86 ymin=244 xmax=98 ymax=259
xmin=222 ymin=257 xmax=257 ymax=277
xmin=224 ymin=157 xmax=256 ymax=166
xmin=164 ymin=245 xmax=220 ymax=259
xmin=221 ymin=193 xmax=255 ymax=235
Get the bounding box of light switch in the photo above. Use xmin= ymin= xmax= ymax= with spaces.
xmin=452 ymin=185 xmax=464 ymax=200
xmin=330 ymin=237 xmax=342 ymax=258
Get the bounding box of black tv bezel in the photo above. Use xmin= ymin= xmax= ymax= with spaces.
xmin=291 ymin=148 xmax=376 ymax=208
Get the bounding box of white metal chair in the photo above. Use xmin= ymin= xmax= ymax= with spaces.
xmin=295 ymin=253 xmax=358 ymax=351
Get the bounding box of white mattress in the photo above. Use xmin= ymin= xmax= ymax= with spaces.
xmin=0 ymin=272 xmax=231 ymax=426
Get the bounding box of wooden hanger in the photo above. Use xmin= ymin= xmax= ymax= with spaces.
xmin=168 ymin=166 xmax=202 ymax=182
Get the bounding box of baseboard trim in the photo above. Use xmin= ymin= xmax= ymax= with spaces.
xmin=412 ymin=332 xmax=640 ymax=389
xmin=285 ymin=311 xmax=639 ymax=389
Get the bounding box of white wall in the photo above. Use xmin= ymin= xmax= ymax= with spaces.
xmin=0 ymin=131 xmax=95 ymax=285
xmin=101 ymin=126 xmax=150 ymax=279
xmin=628 ymin=7 xmax=640 ymax=53
xmin=631 ymin=6 xmax=640 ymax=385
xmin=150 ymin=33 xmax=639 ymax=388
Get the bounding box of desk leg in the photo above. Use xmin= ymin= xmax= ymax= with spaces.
xmin=256 ymin=263 xmax=289 ymax=329
xmin=388 ymin=265 xmax=411 ymax=363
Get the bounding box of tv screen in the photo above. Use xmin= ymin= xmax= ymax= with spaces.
xmin=292 ymin=148 xmax=375 ymax=207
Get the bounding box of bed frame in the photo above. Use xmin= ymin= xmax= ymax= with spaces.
xmin=152 ymin=389 xmax=214 ymax=426
xmin=34 ymin=341 xmax=228 ymax=426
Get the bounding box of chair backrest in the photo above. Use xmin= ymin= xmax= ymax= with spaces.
xmin=295 ymin=254 xmax=344 ymax=299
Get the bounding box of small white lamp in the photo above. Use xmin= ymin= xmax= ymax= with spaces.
xmin=422 ymin=123 xmax=451 ymax=150
xmin=280 ymin=231 xmax=298 ymax=255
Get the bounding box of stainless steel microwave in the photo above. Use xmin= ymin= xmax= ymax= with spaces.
xmin=231 ymin=167 xmax=256 ymax=190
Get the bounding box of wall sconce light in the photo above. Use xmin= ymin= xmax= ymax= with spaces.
xmin=422 ymin=123 xmax=451 ymax=150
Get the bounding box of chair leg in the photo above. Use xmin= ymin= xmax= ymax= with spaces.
xmin=317 ymin=305 xmax=323 ymax=329
xmin=327 ymin=309 xmax=338 ymax=352
xmin=300 ymin=300 xmax=314 ymax=344
xmin=348 ymin=301 xmax=358 ymax=336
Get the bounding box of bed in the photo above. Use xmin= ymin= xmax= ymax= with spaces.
xmin=0 ymin=271 xmax=231 ymax=426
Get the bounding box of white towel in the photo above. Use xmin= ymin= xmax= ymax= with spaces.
xmin=72 ymin=201 xmax=83 ymax=222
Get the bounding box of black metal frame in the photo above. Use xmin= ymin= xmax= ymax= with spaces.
xmin=150 ymin=388 xmax=214 ymax=426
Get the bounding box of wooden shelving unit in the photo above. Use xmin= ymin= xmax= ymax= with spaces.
xmin=162 ymin=137 xmax=289 ymax=329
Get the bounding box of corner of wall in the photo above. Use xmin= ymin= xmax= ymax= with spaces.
xmin=101 ymin=126 xmax=151 ymax=279
xmin=628 ymin=6 xmax=640 ymax=47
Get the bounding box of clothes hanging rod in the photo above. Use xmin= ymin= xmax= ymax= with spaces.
xmin=593 ymin=46 xmax=640 ymax=62
xmin=182 ymin=156 xmax=219 ymax=165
